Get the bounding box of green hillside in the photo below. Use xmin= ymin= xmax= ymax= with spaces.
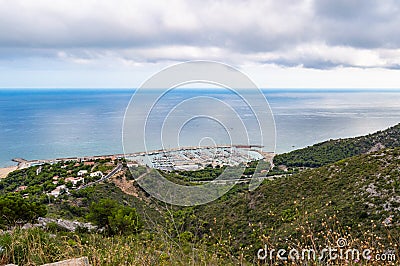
xmin=273 ymin=123 xmax=400 ymax=167
xmin=173 ymin=147 xmax=400 ymax=262
xmin=1 ymin=138 xmax=400 ymax=264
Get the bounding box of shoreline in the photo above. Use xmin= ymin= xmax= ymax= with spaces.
xmin=0 ymin=145 xmax=272 ymax=177
xmin=9 ymin=145 xmax=269 ymax=168
xmin=0 ymin=166 xmax=18 ymax=179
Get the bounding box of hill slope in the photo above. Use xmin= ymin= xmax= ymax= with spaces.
xmin=179 ymin=147 xmax=400 ymax=261
xmin=273 ymin=123 xmax=400 ymax=167
xmin=2 ymin=129 xmax=400 ymax=264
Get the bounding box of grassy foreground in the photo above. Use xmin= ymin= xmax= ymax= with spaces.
xmin=0 ymin=227 xmax=243 ymax=266
xmin=1 ymin=218 xmax=398 ymax=265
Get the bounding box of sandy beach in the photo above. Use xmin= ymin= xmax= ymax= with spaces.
xmin=0 ymin=166 xmax=17 ymax=179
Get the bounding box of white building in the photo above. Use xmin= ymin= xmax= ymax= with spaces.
xmin=174 ymin=164 xmax=199 ymax=171
xmin=36 ymin=166 xmax=42 ymax=175
xmin=127 ymin=162 xmax=139 ymax=168
xmin=65 ymin=176 xmax=85 ymax=186
xmin=77 ymin=170 xmax=88 ymax=176
xmin=50 ymin=185 xmax=66 ymax=197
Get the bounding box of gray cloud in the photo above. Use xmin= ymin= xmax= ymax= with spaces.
xmin=0 ymin=0 xmax=399 ymax=69
xmin=314 ymin=0 xmax=400 ymax=49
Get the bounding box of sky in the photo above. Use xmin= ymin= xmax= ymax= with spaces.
xmin=0 ymin=0 xmax=400 ymax=88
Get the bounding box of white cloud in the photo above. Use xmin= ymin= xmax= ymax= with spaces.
xmin=0 ymin=0 xmax=399 ymax=87
xmin=245 ymin=43 xmax=400 ymax=68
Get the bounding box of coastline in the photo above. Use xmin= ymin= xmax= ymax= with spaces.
xmin=0 ymin=145 xmax=270 ymax=178
xmin=0 ymin=166 xmax=18 ymax=179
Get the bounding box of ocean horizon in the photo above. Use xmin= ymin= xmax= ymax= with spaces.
xmin=1 ymin=88 xmax=400 ymax=167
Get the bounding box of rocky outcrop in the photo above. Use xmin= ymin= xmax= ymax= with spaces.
xmin=22 ymin=217 xmax=96 ymax=232
xmin=5 ymin=257 xmax=90 ymax=266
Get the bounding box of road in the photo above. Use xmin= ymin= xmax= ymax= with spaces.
xmin=191 ymin=174 xmax=289 ymax=185
xmin=77 ymin=163 xmax=123 ymax=190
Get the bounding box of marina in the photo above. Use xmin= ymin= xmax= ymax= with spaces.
xmin=11 ymin=145 xmax=270 ymax=171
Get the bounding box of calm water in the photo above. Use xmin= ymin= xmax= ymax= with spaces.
xmin=1 ymin=89 xmax=400 ymax=167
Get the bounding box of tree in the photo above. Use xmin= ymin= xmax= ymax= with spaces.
xmin=87 ymin=198 xmax=142 ymax=235
xmin=109 ymin=206 xmax=142 ymax=235
xmin=0 ymin=194 xmax=47 ymax=227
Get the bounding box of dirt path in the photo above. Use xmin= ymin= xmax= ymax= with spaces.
xmin=112 ymin=168 xmax=151 ymax=201
xmin=112 ymin=172 xmax=140 ymax=198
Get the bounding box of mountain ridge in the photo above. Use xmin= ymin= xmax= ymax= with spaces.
xmin=273 ymin=123 xmax=400 ymax=167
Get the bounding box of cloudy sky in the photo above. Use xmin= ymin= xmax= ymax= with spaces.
xmin=0 ymin=0 xmax=400 ymax=88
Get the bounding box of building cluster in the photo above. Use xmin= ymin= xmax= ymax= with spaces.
xmin=128 ymin=146 xmax=264 ymax=171
xmin=48 ymin=168 xmax=104 ymax=198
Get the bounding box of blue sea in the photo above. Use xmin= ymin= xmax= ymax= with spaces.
xmin=1 ymin=89 xmax=400 ymax=167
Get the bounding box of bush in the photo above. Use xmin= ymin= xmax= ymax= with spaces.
xmin=86 ymin=198 xmax=142 ymax=236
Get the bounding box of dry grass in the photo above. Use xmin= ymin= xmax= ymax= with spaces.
xmin=255 ymin=215 xmax=399 ymax=265
xmin=0 ymin=227 xmax=241 ymax=266
xmin=1 ymin=214 xmax=398 ymax=266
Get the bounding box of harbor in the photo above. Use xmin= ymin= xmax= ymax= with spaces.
xmin=11 ymin=145 xmax=272 ymax=171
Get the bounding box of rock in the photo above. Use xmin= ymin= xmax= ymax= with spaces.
xmin=36 ymin=217 xmax=96 ymax=232
xmin=41 ymin=257 xmax=90 ymax=266
xmin=367 ymin=142 xmax=385 ymax=153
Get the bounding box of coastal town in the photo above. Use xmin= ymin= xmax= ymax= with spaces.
xmin=2 ymin=157 xmax=122 ymax=200
xmin=0 ymin=145 xmax=274 ymax=198
xmin=7 ymin=145 xmax=270 ymax=172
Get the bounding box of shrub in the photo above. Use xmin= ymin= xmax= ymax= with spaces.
xmin=86 ymin=198 xmax=142 ymax=236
